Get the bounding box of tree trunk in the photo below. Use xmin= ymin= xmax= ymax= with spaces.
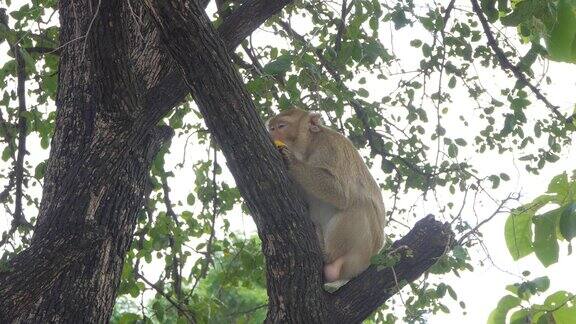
xmin=0 ymin=0 xmax=454 ymax=322
xmin=0 ymin=0 xmax=172 ymax=321
xmin=143 ymin=1 xmax=328 ymax=321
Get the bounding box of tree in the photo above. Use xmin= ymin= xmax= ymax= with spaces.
xmin=0 ymin=0 xmax=574 ymax=322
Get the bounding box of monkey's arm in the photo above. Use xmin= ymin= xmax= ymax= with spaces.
xmin=289 ymin=159 xmax=350 ymax=210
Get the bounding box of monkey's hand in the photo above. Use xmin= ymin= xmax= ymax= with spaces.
xmin=279 ymin=146 xmax=295 ymax=166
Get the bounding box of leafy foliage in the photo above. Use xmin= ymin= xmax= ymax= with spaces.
xmin=486 ymin=0 xmax=576 ymax=64
xmin=489 ymin=275 xmax=576 ymax=324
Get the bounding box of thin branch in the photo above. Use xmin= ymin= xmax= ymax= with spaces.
xmin=189 ymin=145 xmax=219 ymax=296
xmin=13 ymin=47 xmax=29 ymax=227
xmin=134 ymin=270 xmax=196 ymax=323
xmin=226 ymin=303 xmax=268 ymax=317
xmin=470 ymin=0 xmax=573 ymax=124
xmin=0 ymin=10 xmax=32 ymax=230
xmin=456 ymin=193 xmax=518 ymax=245
xmin=160 ymin=171 xmax=183 ymax=300
xmin=333 ymin=0 xmax=352 ymax=54
xmin=25 ymin=46 xmax=60 ymax=55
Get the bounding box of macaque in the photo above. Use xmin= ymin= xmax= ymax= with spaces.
xmin=267 ymin=108 xmax=386 ymax=282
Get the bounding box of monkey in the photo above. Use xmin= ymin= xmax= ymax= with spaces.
xmin=267 ymin=107 xmax=386 ymax=283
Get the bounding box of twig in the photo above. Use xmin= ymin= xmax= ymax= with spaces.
xmin=134 ymin=270 xmax=196 ymax=323
xmin=226 ymin=303 xmax=268 ymax=318
xmin=0 ymin=10 xmax=32 ymax=230
xmin=13 ymin=47 xmax=29 ymax=227
xmin=160 ymin=171 xmax=183 ymax=300
xmin=190 ymin=144 xmax=219 ymax=295
xmin=334 ymin=0 xmax=352 ymax=54
xmin=25 ymin=46 xmax=59 ymax=55
xmin=456 ymin=193 xmax=518 ymax=245
xmin=82 ymin=0 xmax=102 ymax=59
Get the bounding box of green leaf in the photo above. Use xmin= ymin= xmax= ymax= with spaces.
xmin=34 ymin=161 xmax=47 ymax=179
xmin=533 ymin=208 xmax=561 ymax=267
xmin=357 ymin=88 xmax=369 ymax=98
xmin=481 ymin=0 xmax=499 ymax=22
xmin=547 ymin=172 xmax=569 ymax=199
xmin=410 ymin=39 xmax=422 ymax=47
xmin=531 ymin=276 xmax=550 ymax=292
xmin=2 ymin=146 xmax=12 ymax=161
xmin=186 ymin=193 xmax=196 ymax=206
xmin=455 ymin=138 xmax=467 ymax=146
xmin=559 ymin=202 xmax=576 ymax=241
xmin=545 ymin=0 xmax=576 ymax=63
xmin=262 ymin=54 xmax=292 ymax=75
xmin=152 ymin=301 xmax=165 ymax=321
xmin=487 ymin=295 xmax=521 ymax=324
xmin=545 ymin=291 xmax=576 ymax=323
xmin=128 ymin=282 xmax=140 ymax=298
xmin=500 ymin=0 xmax=542 ymax=27
xmin=489 ymin=175 xmax=501 ymax=188
xmin=537 ymin=312 xmax=554 ymax=324
xmin=118 ymin=313 xmax=140 ymax=324
xmin=505 ymin=196 xmax=553 ymax=260
xmin=448 ymin=143 xmax=458 ymax=158
xmin=510 ymin=309 xmax=529 ymax=324
xmin=448 ymin=76 xmax=456 ymax=89
xmin=18 ymin=48 xmax=36 ymax=74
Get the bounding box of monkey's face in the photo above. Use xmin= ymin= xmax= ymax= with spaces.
xmin=267 ymin=116 xmax=295 ymax=146
xmin=267 ymin=108 xmax=322 ymax=150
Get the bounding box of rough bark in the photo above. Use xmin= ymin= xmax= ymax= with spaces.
xmin=0 ymin=0 xmax=172 ymax=321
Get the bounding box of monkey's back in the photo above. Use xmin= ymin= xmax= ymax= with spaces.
xmin=315 ymin=128 xmax=386 ymax=249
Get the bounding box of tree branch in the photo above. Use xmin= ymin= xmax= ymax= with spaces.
xmin=13 ymin=47 xmax=29 ymax=228
xmin=134 ymin=270 xmax=196 ymax=323
xmin=0 ymin=8 xmax=32 ymax=233
xmin=217 ymin=0 xmax=293 ymax=50
xmin=470 ymin=0 xmax=574 ymax=125
xmin=140 ymin=0 xmax=294 ymax=121
xmin=142 ymin=1 xmax=327 ymax=322
xmin=328 ymin=215 xmax=454 ymax=322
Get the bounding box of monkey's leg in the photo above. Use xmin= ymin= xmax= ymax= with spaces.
xmin=323 ymin=212 xmax=372 ymax=282
xmin=324 ymin=257 xmax=345 ymax=282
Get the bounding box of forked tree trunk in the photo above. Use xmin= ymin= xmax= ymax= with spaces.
xmin=0 ymin=0 xmax=453 ymax=322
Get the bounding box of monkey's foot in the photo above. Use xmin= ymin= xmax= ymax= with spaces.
xmin=324 ymin=258 xmax=344 ymax=283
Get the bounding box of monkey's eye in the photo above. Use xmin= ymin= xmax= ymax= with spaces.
xmin=277 ymin=124 xmax=286 ymax=129
xmin=269 ymin=126 xmax=275 ymax=131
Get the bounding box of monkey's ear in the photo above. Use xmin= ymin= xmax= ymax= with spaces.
xmin=309 ymin=112 xmax=323 ymax=133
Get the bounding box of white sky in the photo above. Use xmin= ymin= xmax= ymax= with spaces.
xmin=1 ymin=1 xmax=575 ymax=323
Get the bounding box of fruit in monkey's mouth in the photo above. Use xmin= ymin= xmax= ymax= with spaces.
xmin=274 ymin=140 xmax=286 ymax=148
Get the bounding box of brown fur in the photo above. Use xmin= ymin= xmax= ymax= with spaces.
xmin=268 ymin=108 xmax=386 ymax=282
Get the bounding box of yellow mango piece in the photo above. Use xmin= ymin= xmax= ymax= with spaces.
xmin=274 ymin=140 xmax=286 ymax=148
